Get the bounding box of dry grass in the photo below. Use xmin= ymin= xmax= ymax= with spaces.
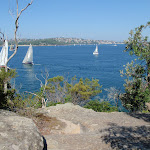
xmin=32 ymin=113 xmax=66 ymax=135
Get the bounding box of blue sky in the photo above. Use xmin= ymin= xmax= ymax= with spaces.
xmin=0 ymin=0 xmax=150 ymax=41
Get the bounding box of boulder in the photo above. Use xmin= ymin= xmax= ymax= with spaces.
xmin=0 ymin=110 xmax=44 ymax=150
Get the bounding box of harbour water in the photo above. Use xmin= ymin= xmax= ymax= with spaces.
xmin=8 ymin=44 xmax=135 ymax=99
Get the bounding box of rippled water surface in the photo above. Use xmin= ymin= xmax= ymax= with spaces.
xmin=8 ymin=44 xmax=135 ymax=98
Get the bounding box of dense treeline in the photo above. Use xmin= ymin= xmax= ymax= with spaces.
xmin=18 ymin=38 xmax=66 ymax=46
xmin=0 ymin=38 xmax=65 ymax=46
xmin=0 ymin=38 xmax=113 ymax=46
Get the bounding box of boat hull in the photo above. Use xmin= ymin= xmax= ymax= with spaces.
xmin=22 ymin=62 xmax=33 ymax=65
xmin=93 ymin=52 xmax=99 ymax=55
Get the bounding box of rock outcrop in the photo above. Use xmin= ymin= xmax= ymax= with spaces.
xmin=0 ymin=110 xmax=44 ymax=150
xmin=1 ymin=103 xmax=150 ymax=150
xmin=37 ymin=103 xmax=150 ymax=150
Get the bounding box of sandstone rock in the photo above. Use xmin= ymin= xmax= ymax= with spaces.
xmin=37 ymin=103 xmax=150 ymax=150
xmin=0 ymin=110 xmax=44 ymax=150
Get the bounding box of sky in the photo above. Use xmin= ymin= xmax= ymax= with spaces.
xmin=0 ymin=0 xmax=150 ymax=41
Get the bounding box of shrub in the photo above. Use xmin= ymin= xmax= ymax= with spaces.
xmin=0 ymin=68 xmax=17 ymax=109
xmin=41 ymin=75 xmax=102 ymax=105
xmin=84 ymin=100 xmax=118 ymax=112
xmin=46 ymin=101 xmax=62 ymax=107
xmin=120 ymin=61 xmax=150 ymax=112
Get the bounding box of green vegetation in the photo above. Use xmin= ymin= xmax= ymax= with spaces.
xmin=39 ymin=76 xmax=102 ymax=106
xmin=2 ymin=38 xmax=116 ymax=46
xmin=0 ymin=68 xmax=17 ymax=109
xmin=84 ymin=100 xmax=118 ymax=112
xmin=120 ymin=61 xmax=149 ymax=112
xmin=125 ymin=22 xmax=150 ymax=87
xmin=69 ymin=77 xmax=102 ymax=104
xmin=18 ymin=38 xmax=66 ymax=46
xmin=120 ymin=22 xmax=150 ymax=112
xmin=0 ymin=74 xmax=103 ymax=111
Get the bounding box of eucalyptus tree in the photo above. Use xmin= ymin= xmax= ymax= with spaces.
xmin=120 ymin=22 xmax=150 ymax=112
xmin=125 ymin=22 xmax=150 ymax=88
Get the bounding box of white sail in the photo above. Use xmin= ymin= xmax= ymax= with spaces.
xmin=22 ymin=44 xmax=33 ymax=64
xmin=0 ymin=40 xmax=8 ymax=67
xmin=113 ymin=42 xmax=117 ymax=46
xmin=93 ymin=45 xmax=99 ymax=55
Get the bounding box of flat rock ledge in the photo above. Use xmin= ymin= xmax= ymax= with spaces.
xmin=37 ymin=103 xmax=150 ymax=150
xmin=0 ymin=109 xmax=44 ymax=150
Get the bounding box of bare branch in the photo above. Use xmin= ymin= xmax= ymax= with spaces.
xmin=25 ymin=91 xmax=47 ymax=108
xmin=6 ymin=0 xmax=33 ymax=67
xmin=25 ymin=91 xmax=40 ymax=99
xmin=42 ymin=70 xmax=49 ymax=92
xmin=41 ymin=73 xmax=46 ymax=81
xmin=24 ymin=91 xmax=41 ymax=108
xmin=18 ymin=0 xmax=33 ymax=18
xmin=2 ymin=0 xmax=33 ymax=93
xmin=35 ymin=74 xmax=43 ymax=87
xmin=9 ymin=9 xmax=15 ymax=21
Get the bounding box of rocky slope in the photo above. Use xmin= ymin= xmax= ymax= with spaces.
xmin=36 ymin=103 xmax=150 ymax=150
xmin=0 ymin=103 xmax=150 ymax=150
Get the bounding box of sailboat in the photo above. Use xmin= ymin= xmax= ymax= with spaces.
xmin=22 ymin=44 xmax=33 ymax=65
xmin=0 ymin=40 xmax=8 ymax=68
xmin=93 ymin=45 xmax=99 ymax=55
xmin=113 ymin=42 xmax=117 ymax=46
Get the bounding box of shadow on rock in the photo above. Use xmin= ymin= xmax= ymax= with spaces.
xmin=100 ymin=123 xmax=150 ymax=150
xmin=43 ymin=136 xmax=47 ymax=150
xmin=126 ymin=112 xmax=150 ymax=123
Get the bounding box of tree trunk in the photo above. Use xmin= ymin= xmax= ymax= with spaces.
xmin=3 ymin=0 xmax=33 ymax=93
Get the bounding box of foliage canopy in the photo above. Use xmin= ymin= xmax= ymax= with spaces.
xmin=84 ymin=100 xmax=118 ymax=112
xmin=39 ymin=76 xmax=102 ymax=106
xmin=120 ymin=22 xmax=150 ymax=112
xmin=0 ymin=68 xmax=17 ymax=109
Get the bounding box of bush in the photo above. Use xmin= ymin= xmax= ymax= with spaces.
xmin=120 ymin=61 xmax=150 ymax=112
xmin=0 ymin=68 xmax=17 ymax=109
xmin=46 ymin=101 xmax=62 ymax=107
xmin=84 ymin=100 xmax=118 ymax=112
xmin=122 ymin=22 xmax=150 ymax=112
xmin=41 ymin=75 xmax=102 ymax=105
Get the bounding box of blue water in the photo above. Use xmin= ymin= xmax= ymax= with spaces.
xmin=8 ymin=44 xmax=135 ymax=99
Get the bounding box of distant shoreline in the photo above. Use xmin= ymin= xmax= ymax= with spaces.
xmin=0 ymin=43 xmax=124 ymax=47
xmin=18 ymin=43 xmax=124 ymax=47
xmin=0 ymin=37 xmax=124 ymax=47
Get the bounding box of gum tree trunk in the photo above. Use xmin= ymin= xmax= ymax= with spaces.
xmin=3 ymin=0 xmax=33 ymax=94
